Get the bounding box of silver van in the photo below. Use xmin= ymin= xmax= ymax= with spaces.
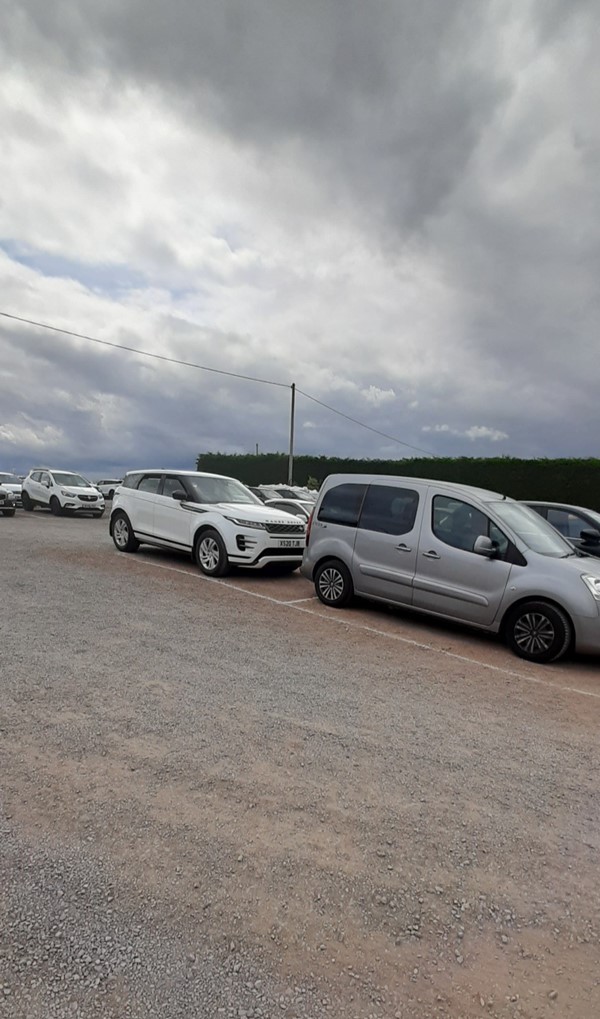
xmin=300 ymin=474 xmax=600 ymax=664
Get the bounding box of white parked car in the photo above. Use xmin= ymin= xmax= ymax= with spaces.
xmin=0 ymin=472 xmax=23 ymax=505
xmin=95 ymin=478 xmax=123 ymax=499
xmin=0 ymin=484 xmax=16 ymax=517
xmin=22 ymin=468 xmax=105 ymax=517
xmin=110 ymin=469 xmax=306 ymax=575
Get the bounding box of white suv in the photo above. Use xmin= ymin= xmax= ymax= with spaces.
xmin=110 ymin=469 xmax=306 ymax=575
xmin=22 ymin=468 xmax=106 ymax=517
xmin=96 ymin=479 xmax=123 ymax=499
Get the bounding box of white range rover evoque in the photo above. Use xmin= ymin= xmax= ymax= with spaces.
xmin=110 ymin=469 xmax=307 ymax=575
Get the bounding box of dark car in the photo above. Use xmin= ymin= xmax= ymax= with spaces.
xmin=524 ymin=501 xmax=600 ymax=557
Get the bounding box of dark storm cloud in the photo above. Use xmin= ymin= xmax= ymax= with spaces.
xmin=5 ymin=0 xmax=509 ymax=232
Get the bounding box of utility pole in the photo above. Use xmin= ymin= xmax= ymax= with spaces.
xmin=287 ymin=383 xmax=296 ymax=485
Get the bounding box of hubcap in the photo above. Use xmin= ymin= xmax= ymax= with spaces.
xmin=318 ymin=567 xmax=345 ymax=602
xmin=199 ymin=537 xmax=220 ymax=571
xmin=513 ymin=612 xmax=555 ymax=656
xmin=113 ymin=518 xmax=129 ymax=547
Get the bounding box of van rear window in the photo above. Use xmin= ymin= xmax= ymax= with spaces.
xmin=318 ymin=484 xmax=367 ymax=526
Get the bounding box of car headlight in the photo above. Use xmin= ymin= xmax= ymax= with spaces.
xmin=581 ymin=574 xmax=600 ymax=600
xmin=224 ymin=516 xmax=267 ymax=529
xmin=61 ymin=490 xmax=77 ymax=497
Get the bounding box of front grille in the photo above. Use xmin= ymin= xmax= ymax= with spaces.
xmin=78 ymin=494 xmax=98 ymax=502
xmin=265 ymin=522 xmax=305 ymax=535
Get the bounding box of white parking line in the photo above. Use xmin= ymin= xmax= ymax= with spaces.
xmin=125 ymin=555 xmax=600 ymax=701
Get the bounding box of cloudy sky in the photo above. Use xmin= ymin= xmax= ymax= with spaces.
xmin=1 ymin=0 xmax=598 ymax=477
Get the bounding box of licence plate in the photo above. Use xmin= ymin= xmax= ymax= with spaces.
xmin=278 ymin=539 xmax=303 ymax=548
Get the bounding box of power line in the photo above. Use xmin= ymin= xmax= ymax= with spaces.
xmin=1 ymin=308 xmax=434 ymax=456
xmin=0 ymin=310 xmax=288 ymax=389
xmin=296 ymin=388 xmax=435 ymax=456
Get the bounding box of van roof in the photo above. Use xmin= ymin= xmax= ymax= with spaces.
xmin=322 ymin=474 xmax=509 ymax=503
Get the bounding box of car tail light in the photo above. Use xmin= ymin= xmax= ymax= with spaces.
xmin=306 ymin=509 xmax=314 ymax=545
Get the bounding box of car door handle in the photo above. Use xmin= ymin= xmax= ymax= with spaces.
xmin=395 ymin=543 xmax=412 ymax=552
xmin=422 ymin=550 xmax=441 ymax=559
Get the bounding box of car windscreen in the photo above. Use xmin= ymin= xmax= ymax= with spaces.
xmin=51 ymin=473 xmax=91 ymax=488
xmin=0 ymin=474 xmax=21 ymax=484
xmin=186 ymin=477 xmax=262 ymax=505
xmin=489 ymin=501 xmax=573 ymax=557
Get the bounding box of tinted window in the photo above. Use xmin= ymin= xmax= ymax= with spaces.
xmin=137 ymin=475 xmax=162 ymax=494
xmin=163 ymin=476 xmax=186 ymax=499
xmin=359 ymin=485 xmax=419 ymax=535
xmin=318 ymin=484 xmax=367 ymax=526
xmin=433 ymin=496 xmax=493 ymax=554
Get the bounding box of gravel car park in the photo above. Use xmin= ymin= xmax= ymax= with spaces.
xmin=1 ymin=513 xmax=599 ymax=1018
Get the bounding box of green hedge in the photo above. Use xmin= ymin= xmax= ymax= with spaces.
xmin=195 ymin=453 xmax=600 ymax=509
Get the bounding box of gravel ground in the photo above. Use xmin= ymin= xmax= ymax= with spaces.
xmin=1 ymin=512 xmax=600 ymax=1018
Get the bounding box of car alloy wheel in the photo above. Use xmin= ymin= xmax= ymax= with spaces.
xmin=111 ymin=512 xmax=139 ymax=553
xmin=195 ymin=529 xmax=230 ymax=577
xmin=506 ymin=600 xmax=571 ymax=664
xmin=314 ymin=559 xmax=353 ymax=608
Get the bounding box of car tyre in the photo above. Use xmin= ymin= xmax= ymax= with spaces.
xmin=195 ymin=529 xmax=230 ymax=577
xmin=50 ymin=496 xmax=63 ymax=516
xmin=2 ymin=508 xmax=16 ymax=517
xmin=22 ymin=491 xmax=34 ymax=511
xmin=505 ymin=600 xmax=572 ymax=664
xmin=111 ymin=511 xmax=139 ymax=553
xmin=314 ymin=558 xmax=354 ymax=608
xmin=108 ymin=489 xmax=115 ymax=500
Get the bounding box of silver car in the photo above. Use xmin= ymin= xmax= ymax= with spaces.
xmin=301 ymin=474 xmax=600 ymax=664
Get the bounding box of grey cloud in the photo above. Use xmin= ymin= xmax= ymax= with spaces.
xmin=5 ymin=1 xmax=510 ymax=233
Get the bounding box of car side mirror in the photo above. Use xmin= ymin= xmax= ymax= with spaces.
xmin=473 ymin=535 xmax=497 ymax=557
xmin=580 ymin=528 xmax=600 ymax=544
xmin=171 ymin=490 xmax=187 ymax=501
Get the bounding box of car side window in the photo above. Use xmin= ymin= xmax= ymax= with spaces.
xmin=318 ymin=484 xmax=367 ymax=526
xmin=433 ymin=495 xmax=503 ymax=555
xmin=358 ymin=485 xmax=419 ymax=535
xmin=163 ymin=476 xmax=185 ymax=499
xmin=137 ymin=475 xmax=162 ymax=494
xmin=30 ymin=472 xmax=40 ymax=482
xmin=546 ymin=508 xmax=584 ymax=539
xmin=40 ymin=472 xmax=50 ymax=486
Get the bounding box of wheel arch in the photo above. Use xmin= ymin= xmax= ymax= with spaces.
xmin=310 ymin=551 xmax=352 ymax=580
xmin=110 ymin=508 xmax=131 ymax=536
